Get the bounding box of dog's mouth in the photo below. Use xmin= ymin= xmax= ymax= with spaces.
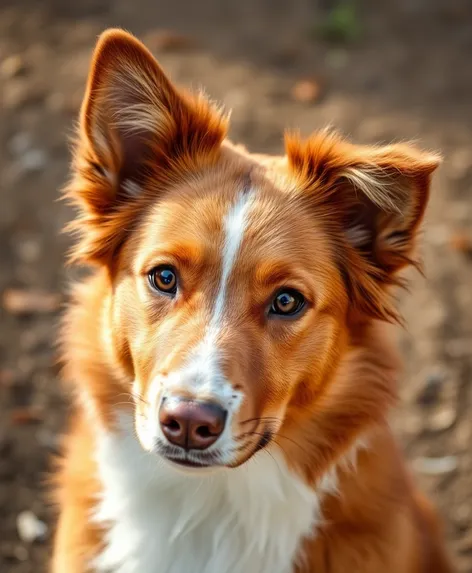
xmin=253 ymin=429 xmax=273 ymax=452
xmin=224 ymin=427 xmax=274 ymax=468
xmin=165 ymin=456 xmax=212 ymax=469
xmin=155 ymin=427 xmax=274 ymax=471
xmin=156 ymin=442 xmax=226 ymax=470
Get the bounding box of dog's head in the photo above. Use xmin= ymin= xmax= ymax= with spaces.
xmin=68 ymin=30 xmax=440 ymax=473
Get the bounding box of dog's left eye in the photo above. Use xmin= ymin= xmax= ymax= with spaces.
xmin=270 ymin=289 xmax=305 ymax=317
xmin=148 ymin=266 xmax=178 ymax=295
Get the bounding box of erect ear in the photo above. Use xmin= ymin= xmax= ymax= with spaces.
xmin=286 ymin=130 xmax=441 ymax=322
xmin=67 ymin=29 xmax=227 ymax=264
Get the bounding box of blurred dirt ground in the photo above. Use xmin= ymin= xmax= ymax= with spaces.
xmin=1 ymin=0 xmax=472 ymax=571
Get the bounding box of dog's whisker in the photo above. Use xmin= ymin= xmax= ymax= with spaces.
xmin=239 ymin=416 xmax=282 ymax=426
xmin=114 ymin=401 xmax=136 ymax=408
xmin=238 ymin=429 xmax=311 ymax=459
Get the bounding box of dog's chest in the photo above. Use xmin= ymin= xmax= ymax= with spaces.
xmin=91 ymin=420 xmax=321 ymax=573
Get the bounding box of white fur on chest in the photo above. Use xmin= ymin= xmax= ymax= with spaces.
xmin=91 ymin=413 xmax=325 ymax=573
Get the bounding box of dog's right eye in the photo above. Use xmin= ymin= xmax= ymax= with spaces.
xmin=148 ymin=266 xmax=178 ymax=296
xmin=269 ymin=289 xmax=305 ymax=317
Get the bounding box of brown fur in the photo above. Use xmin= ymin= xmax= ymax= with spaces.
xmin=52 ymin=29 xmax=452 ymax=573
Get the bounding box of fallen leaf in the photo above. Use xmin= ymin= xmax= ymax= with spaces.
xmin=2 ymin=289 xmax=61 ymax=315
xmin=10 ymin=407 xmax=43 ymax=425
xmin=450 ymin=232 xmax=472 ymax=254
xmin=145 ymin=30 xmax=194 ymax=52
xmin=291 ymin=79 xmax=321 ymax=104
xmin=0 ymin=369 xmax=15 ymax=388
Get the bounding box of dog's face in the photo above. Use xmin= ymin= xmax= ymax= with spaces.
xmin=113 ymin=170 xmax=347 ymax=469
xmin=69 ymin=30 xmax=440 ymax=472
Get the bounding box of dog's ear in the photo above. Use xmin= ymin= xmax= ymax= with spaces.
xmin=286 ymin=130 xmax=441 ymax=322
xmin=67 ymin=29 xmax=227 ymax=264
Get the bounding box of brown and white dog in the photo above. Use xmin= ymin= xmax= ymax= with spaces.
xmin=52 ymin=29 xmax=453 ymax=573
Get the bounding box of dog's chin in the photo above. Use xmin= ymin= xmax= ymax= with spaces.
xmin=160 ymin=451 xmax=261 ymax=474
xmin=151 ymin=439 xmax=232 ymax=474
xmin=160 ymin=455 xmax=224 ymax=475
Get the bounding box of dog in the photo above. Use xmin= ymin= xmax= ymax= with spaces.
xmin=51 ymin=28 xmax=453 ymax=573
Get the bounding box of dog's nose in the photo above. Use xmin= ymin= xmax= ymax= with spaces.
xmin=159 ymin=398 xmax=227 ymax=450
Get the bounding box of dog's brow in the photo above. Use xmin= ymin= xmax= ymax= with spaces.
xmin=137 ymin=242 xmax=205 ymax=273
xmin=254 ymin=262 xmax=298 ymax=289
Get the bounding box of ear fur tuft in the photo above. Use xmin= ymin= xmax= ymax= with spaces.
xmin=286 ymin=129 xmax=441 ymax=323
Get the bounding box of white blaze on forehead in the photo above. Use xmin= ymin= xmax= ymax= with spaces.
xmin=211 ymin=191 xmax=253 ymax=330
xmin=185 ymin=190 xmax=253 ymax=401
xmin=165 ymin=191 xmax=253 ymax=405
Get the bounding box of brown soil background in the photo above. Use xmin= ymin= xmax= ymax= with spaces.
xmin=1 ymin=0 xmax=471 ymax=571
